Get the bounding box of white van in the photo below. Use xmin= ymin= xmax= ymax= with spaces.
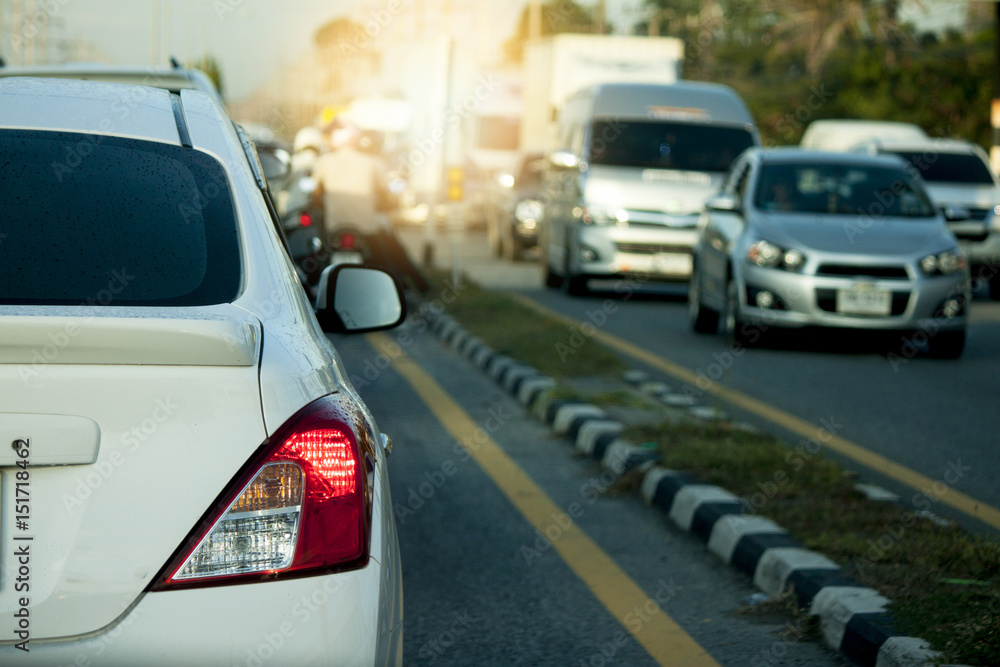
xmin=799 ymin=119 xmax=927 ymax=152
xmin=541 ymin=81 xmax=759 ymax=294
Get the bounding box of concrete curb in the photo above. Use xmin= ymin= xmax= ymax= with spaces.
xmin=425 ymin=313 xmax=951 ymax=667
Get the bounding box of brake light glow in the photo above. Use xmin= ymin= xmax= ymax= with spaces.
xmin=300 ymin=212 xmax=312 ymax=227
xmin=152 ymin=396 xmax=372 ymax=590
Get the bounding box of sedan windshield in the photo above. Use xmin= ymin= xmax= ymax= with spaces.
xmin=753 ymin=162 xmax=936 ymax=217
xmin=588 ymin=120 xmax=755 ymax=172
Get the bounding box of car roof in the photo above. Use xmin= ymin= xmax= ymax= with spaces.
xmin=0 ymin=63 xmax=225 ymax=107
xmin=854 ymin=137 xmax=981 ymax=155
xmin=751 ymin=146 xmax=909 ymax=169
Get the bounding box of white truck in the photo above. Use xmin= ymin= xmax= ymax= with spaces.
xmin=521 ymin=34 xmax=685 ymax=154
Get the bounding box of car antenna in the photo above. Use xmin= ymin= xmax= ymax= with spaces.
xmin=170 ymin=56 xmax=181 ymax=69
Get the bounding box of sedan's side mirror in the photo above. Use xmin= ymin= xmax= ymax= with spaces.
xmin=315 ymin=265 xmax=406 ymax=333
xmin=705 ymin=193 xmax=740 ymax=213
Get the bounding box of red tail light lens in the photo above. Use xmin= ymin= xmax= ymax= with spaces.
xmin=339 ymin=233 xmax=356 ymax=249
xmin=300 ymin=212 xmax=312 ymax=227
xmin=152 ymin=396 xmax=373 ymax=590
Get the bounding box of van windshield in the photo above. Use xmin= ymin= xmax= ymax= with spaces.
xmin=588 ymin=120 xmax=755 ymax=172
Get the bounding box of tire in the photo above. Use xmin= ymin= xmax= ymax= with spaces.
xmin=928 ymin=329 xmax=965 ymax=359
xmin=989 ymin=272 xmax=1000 ymax=301
xmin=688 ymin=271 xmax=720 ymax=334
xmin=724 ymin=276 xmax=754 ymax=347
xmin=563 ymin=242 xmax=589 ymax=296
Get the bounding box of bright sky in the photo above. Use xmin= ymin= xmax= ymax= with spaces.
xmin=0 ymin=0 xmax=972 ymax=101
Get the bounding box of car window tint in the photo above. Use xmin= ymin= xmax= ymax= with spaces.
xmin=0 ymin=130 xmax=241 ymax=306
xmin=753 ymin=162 xmax=936 ymax=217
xmin=587 ymin=120 xmax=755 ymax=172
xmin=892 ymin=150 xmax=995 ymax=185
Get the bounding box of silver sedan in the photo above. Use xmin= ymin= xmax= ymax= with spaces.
xmin=689 ymin=148 xmax=970 ymax=357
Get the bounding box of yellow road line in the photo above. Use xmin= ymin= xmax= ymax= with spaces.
xmin=509 ymin=294 xmax=1000 ymax=532
xmin=367 ymin=332 xmax=718 ymax=667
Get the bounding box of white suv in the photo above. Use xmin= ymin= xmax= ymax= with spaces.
xmin=852 ymin=137 xmax=1000 ymax=300
xmin=0 ymin=77 xmax=403 ymax=665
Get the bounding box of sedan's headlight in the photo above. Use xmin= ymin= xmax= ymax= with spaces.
xmin=919 ymin=249 xmax=967 ymax=276
xmin=747 ymin=240 xmax=806 ymax=271
xmin=514 ymin=199 xmax=544 ymax=224
xmin=580 ymin=205 xmax=628 ymax=226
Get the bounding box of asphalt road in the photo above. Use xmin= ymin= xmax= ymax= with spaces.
xmin=331 ymin=321 xmax=847 ymax=666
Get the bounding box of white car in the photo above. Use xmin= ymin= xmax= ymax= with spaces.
xmin=851 ymin=137 xmax=1000 ymax=300
xmin=0 ymin=78 xmax=403 ymax=665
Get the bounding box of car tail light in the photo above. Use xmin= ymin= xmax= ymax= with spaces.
xmin=300 ymin=212 xmax=313 ymax=227
xmin=339 ymin=233 xmax=357 ymax=250
xmin=151 ymin=396 xmax=372 ymax=590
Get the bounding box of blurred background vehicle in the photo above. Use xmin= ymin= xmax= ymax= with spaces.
xmin=798 ymin=119 xmax=928 ymax=151
xmin=850 ymin=137 xmax=1000 ymax=299
xmin=485 ymin=151 xmax=545 ymax=261
xmin=541 ymin=81 xmax=759 ymax=295
xmin=689 ymin=148 xmax=970 ymax=357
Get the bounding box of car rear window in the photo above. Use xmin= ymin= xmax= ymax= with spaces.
xmin=588 ymin=120 xmax=756 ymax=172
xmin=891 ymin=150 xmax=995 ymax=185
xmin=0 ymin=130 xmax=241 ymax=306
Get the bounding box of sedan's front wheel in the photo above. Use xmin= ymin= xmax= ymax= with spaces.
xmin=725 ymin=277 xmax=755 ymax=347
xmin=689 ymin=271 xmax=719 ymax=334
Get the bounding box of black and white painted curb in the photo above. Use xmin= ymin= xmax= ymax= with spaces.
xmin=425 ymin=312 xmax=962 ymax=667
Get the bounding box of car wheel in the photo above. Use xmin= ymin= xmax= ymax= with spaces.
xmin=724 ymin=276 xmax=754 ymax=347
xmin=563 ymin=242 xmax=589 ymax=296
xmin=688 ymin=269 xmax=719 ymax=334
xmin=928 ymin=329 xmax=965 ymax=359
xmin=989 ymin=272 xmax=1000 ymax=301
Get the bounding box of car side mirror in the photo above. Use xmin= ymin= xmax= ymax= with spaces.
xmin=315 ymin=265 xmax=406 ymax=334
xmin=705 ymin=193 xmax=740 ymax=213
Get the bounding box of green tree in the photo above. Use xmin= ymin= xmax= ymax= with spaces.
xmin=503 ymin=0 xmax=598 ymax=64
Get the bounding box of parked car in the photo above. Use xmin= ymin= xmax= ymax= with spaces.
xmin=0 ymin=77 xmax=404 ymax=665
xmin=541 ymin=81 xmax=759 ymax=295
xmin=689 ymin=148 xmax=970 ymax=358
xmin=799 ymin=119 xmax=927 ymax=152
xmin=486 ymin=152 xmax=545 ymax=261
xmin=850 ymin=137 xmax=1000 ymax=300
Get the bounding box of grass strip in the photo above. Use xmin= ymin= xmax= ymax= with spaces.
xmin=426 ymin=271 xmax=626 ymax=378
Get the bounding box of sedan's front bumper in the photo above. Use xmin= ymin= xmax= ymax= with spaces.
xmin=737 ymin=264 xmax=969 ymax=332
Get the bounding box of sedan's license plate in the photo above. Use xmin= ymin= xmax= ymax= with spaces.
xmin=651 ymin=252 xmax=692 ymax=276
xmin=836 ymin=286 xmax=891 ymax=315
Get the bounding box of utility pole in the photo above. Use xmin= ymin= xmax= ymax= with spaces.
xmin=150 ymin=0 xmax=160 ymax=66
xmin=595 ymin=0 xmax=605 ymax=34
